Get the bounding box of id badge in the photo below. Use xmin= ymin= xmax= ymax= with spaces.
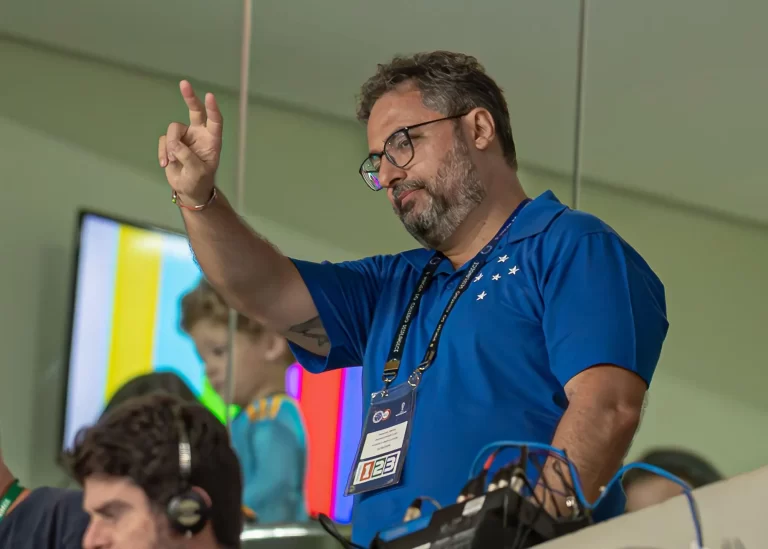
xmin=345 ymin=375 xmax=418 ymax=496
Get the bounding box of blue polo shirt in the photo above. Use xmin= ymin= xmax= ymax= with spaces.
xmin=288 ymin=190 xmax=668 ymax=546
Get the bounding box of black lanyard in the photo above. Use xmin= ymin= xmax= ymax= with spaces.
xmin=381 ymin=199 xmax=531 ymax=390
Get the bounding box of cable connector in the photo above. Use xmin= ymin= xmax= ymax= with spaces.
xmin=403 ymin=499 xmax=422 ymax=522
xmin=508 ymin=464 xmax=526 ymax=494
xmin=487 ymin=464 xmax=513 ymax=492
xmin=488 ymin=447 xmax=528 ymax=494
xmin=402 ymin=496 xmax=442 ymax=523
xmin=456 ymin=470 xmax=487 ymax=503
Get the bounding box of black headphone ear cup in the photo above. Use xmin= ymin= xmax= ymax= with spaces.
xmin=167 ymin=490 xmax=210 ymax=536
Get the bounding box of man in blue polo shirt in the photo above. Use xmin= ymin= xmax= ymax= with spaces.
xmin=159 ymin=51 xmax=668 ymax=546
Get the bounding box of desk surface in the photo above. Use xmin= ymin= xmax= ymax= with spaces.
xmin=240 ymin=523 xmax=338 ymax=549
xmin=539 ymin=465 xmax=766 ymax=548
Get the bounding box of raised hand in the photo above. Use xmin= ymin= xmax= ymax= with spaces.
xmin=159 ymin=80 xmax=224 ymax=205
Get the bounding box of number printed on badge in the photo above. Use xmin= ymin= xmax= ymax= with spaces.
xmin=353 ymin=450 xmax=401 ymax=486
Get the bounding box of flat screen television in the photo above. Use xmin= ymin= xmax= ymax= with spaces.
xmin=60 ymin=211 xmax=360 ymax=523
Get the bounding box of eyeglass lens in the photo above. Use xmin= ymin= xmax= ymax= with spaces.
xmin=360 ymin=129 xmax=414 ymax=191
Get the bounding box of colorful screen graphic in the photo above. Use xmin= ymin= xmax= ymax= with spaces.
xmin=62 ymin=212 xmax=361 ymax=523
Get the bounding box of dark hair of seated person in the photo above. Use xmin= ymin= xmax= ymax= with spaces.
xmin=623 ymin=447 xmax=723 ymax=489
xmin=101 ymin=370 xmax=198 ymax=419
xmin=0 ymin=372 xmax=209 ymax=549
xmin=68 ymin=393 xmax=243 ymax=548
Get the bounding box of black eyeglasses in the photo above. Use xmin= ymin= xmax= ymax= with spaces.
xmin=359 ymin=113 xmax=468 ymax=191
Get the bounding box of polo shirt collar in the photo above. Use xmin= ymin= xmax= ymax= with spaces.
xmin=400 ymin=190 xmax=568 ymax=272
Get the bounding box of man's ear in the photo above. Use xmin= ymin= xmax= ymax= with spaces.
xmin=466 ymin=107 xmax=496 ymax=152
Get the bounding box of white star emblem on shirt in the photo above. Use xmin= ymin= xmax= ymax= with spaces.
xmin=473 ymin=273 xmax=483 ymax=283
xmin=497 ymin=255 xmax=509 ymax=263
xmin=492 ymin=274 xmax=501 ymax=281
xmin=509 ymin=266 xmax=520 ymax=275
xmin=477 ymin=291 xmax=487 ymax=300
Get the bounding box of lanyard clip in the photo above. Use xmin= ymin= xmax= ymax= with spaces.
xmin=381 ymin=359 xmax=400 ymax=390
xmin=383 ymin=359 xmax=400 ymax=378
xmin=379 ymin=359 xmax=400 ymax=400
xmin=416 ymin=349 xmax=436 ymax=373
xmin=407 ymin=371 xmax=422 ymax=388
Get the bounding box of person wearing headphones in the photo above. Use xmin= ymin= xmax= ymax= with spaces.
xmin=0 ymin=373 xmax=229 ymax=548
xmin=181 ymin=278 xmax=308 ymax=524
xmin=69 ymin=392 xmax=243 ymax=549
xmin=623 ymin=447 xmax=723 ymax=512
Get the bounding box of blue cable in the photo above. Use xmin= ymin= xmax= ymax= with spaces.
xmin=595 ymin=462 xmax=704 ymax=549
xmin=470 ymin=442 xmax=705 ymax=549
xmin=469 ymin=441 xmax=590 ymax=508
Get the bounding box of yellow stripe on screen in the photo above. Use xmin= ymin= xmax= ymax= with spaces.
xmin=104 ymin=226 xmax=162 ymax=401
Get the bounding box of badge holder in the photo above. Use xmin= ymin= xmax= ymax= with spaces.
xmin=345 ymin=372 xmax=421 ymax=496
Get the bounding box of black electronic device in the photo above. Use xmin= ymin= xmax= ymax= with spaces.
xmin=320 ymin=441 xmax=706 ymax=549
xmin=370 ymin=486 xmax=591 ymax=549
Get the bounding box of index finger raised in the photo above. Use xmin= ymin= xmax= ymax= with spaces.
xmin=180 ymin=80 xmax=207 ymax=126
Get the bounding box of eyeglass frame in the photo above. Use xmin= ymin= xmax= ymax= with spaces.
xmin=358 ymin=113 xmax=469 ymax=191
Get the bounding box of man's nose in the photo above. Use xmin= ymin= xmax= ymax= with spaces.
xmin=377 ymin=156 xmax=407 ymax=190
xmin=82 ymin=521 xmax=106 ymax=549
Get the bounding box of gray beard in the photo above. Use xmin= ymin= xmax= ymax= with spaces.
xmin=395 ymin=135 xmax=485 ymax=250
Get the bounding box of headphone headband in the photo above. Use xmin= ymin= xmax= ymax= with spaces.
xmin=167 ymin=404 xmax=210 ymax=537
xmin=175 ymin=409 xmax=192 ymax=486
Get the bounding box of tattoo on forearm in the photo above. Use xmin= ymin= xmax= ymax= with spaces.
xmin=289 ymin=316 xmax=330 ymax=347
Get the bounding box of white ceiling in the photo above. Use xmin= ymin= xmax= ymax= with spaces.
xmin=1 ymin=0 xmax=766 ymax=225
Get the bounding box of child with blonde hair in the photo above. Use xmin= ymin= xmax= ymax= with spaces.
xmin=181 ymin=278 xmax=308 ymax=524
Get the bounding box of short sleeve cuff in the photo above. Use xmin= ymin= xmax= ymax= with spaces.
xmin=288 ymin=258 xmax=361 ymax=374
xmin=552 ymin=354 xmax=649 ymax=390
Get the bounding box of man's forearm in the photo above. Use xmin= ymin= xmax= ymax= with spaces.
xmin=179 ymin=189 xmax=292 ymax=319
xmin=538 ymin=400 xmax=640 ymax=512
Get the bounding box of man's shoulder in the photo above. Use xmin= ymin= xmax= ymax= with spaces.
xmin=528 ymin=204 xmax=627 ymax=264
xmin=544 ymin=206 xmax=616 ymax=245
xmin=532 ymin=204 xmax=662 ymax=291
xmin=0 ymin=487 xmax=88 ymax=549
xmin=336 ymin=249 xmax=429 ymax=278
xmin=511 ymin=191 xmax=616 ymax=253
xmin=27 ymin=486 xmax=83 ymax=503
xmin=24 ymin=487 xmax=88 ymax=529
